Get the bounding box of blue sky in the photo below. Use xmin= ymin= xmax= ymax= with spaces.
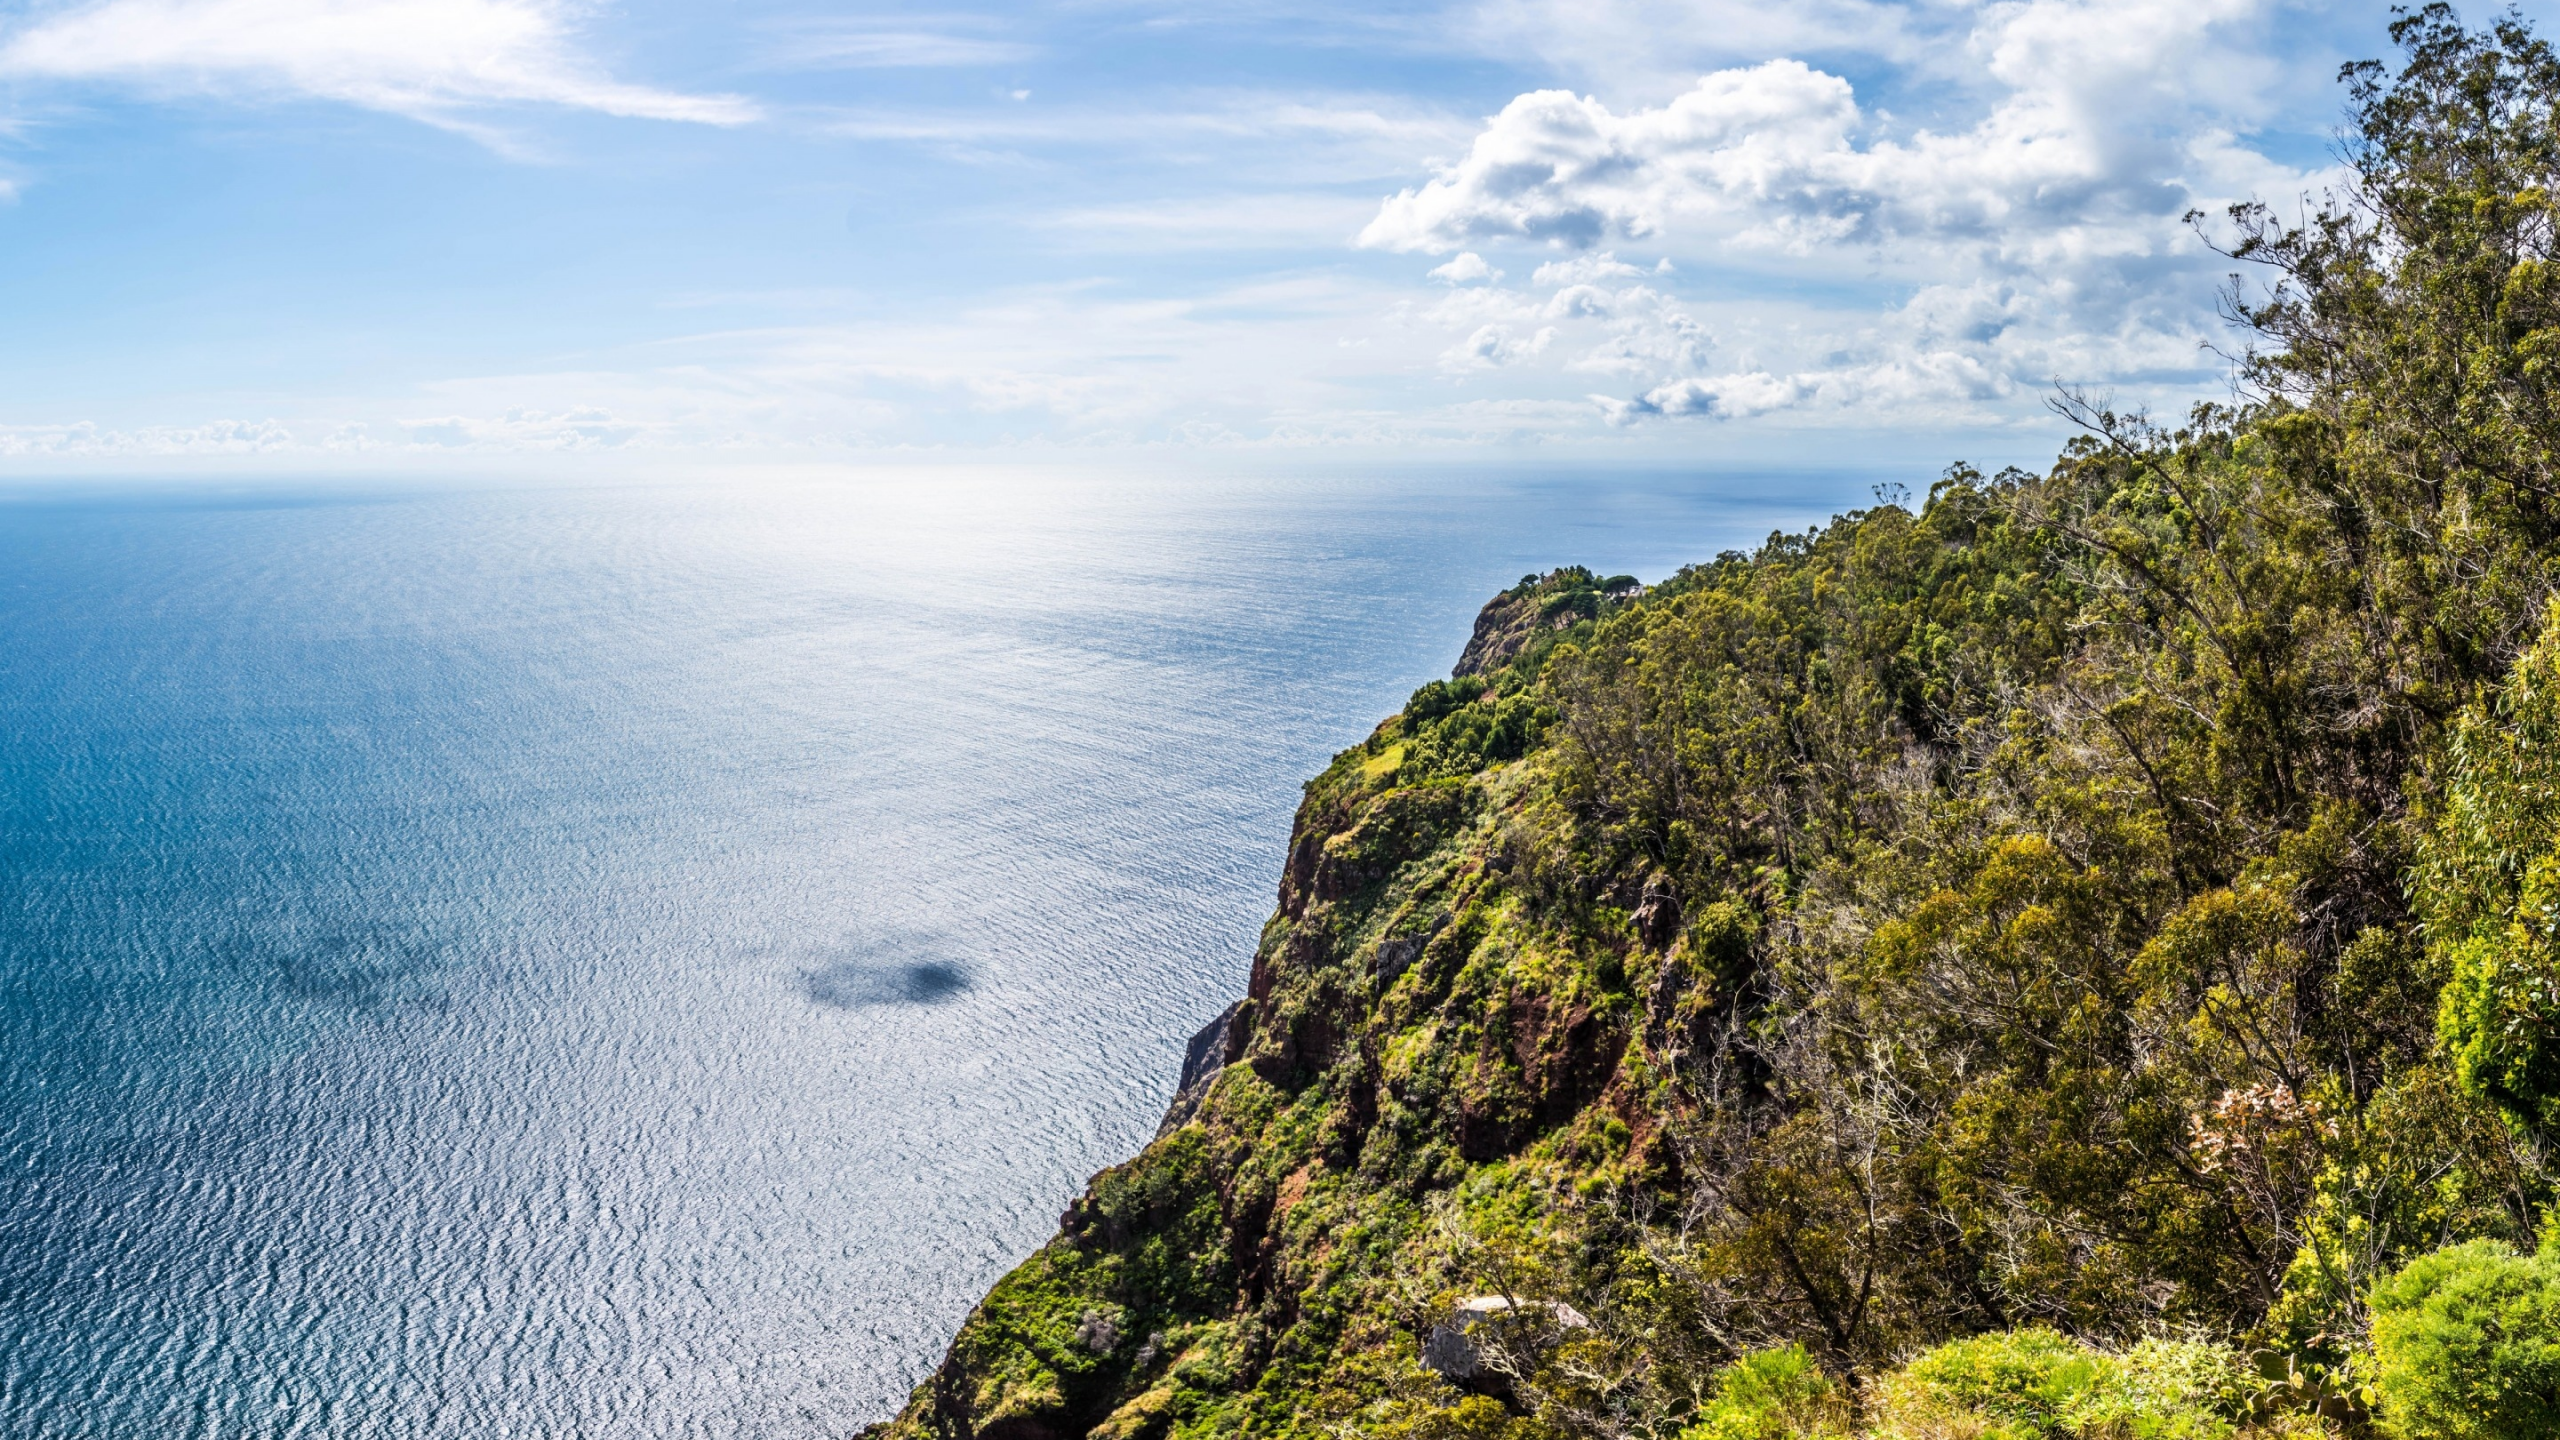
xmin=0 ymin=0 xmax=2503 ymax=467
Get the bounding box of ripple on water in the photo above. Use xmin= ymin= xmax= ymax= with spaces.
xmin=0 ymin=468 xmax=1866 ymax=1436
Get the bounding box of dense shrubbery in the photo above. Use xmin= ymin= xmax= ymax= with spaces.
xmin=2426 ymin=606 xmax=2560 ymax=1135
xmin=2366 ymin=1240 xmax=2560 ymax=1440
xmin=1680 ymin=1347 xmax=1844 ymax=1440
xmin=879 ymin=10 xmax=2560 ymax=1440
xmin=1869 ymin=1331 xmax=2259 ymax=1440
xmin=1397 ymin=676 xmax=1554 ymax=781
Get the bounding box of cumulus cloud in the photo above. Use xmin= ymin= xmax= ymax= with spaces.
xmin=1360 ymin=60 xmax=1867 ymax=253
xmin=1604 ymin=371 xmax=1809 ymax=423
xmin=1412 ymin=270 xmax=1712 ymax=381
xmin=0 ymin=0 xmax=756 ymax=130
xmin=1428 ymin=252 xmax=1501 ymax=284
xmin=1369 ymin=0 xmax=2317 ymax=428
xmin=1602 ymin=347 xmax=2007 ymax=424
xmin=1553 ymin=286 xmax=1710 ymax=374
xmin=1442 ymin=322 xmax=1555 ymax=370
xmin=1531 ymin=251 xmax=1656 ymax=286
xmin=1360 ymin=19 xmax=2269 ymax=262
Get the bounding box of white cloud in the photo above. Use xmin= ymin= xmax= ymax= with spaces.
xmin=1442 ymin=321 xmax=1555 ymax=370
xmin=1603 ymin=347 xmax=2008 ymax=424
xmin=818 ymin=91 xmax=1473 ymax=166
xmin=376 ymin=271 xmax=1478 ymax=449
xmin=0 ymin=408 xmax=666 ymax=454
xmin=1359 ymin=60 xmax=1867 ymax=253
xmin=1428 ymin=252 xmax=1500 ymax=284
xmin=763 ymin=27 xmax=1035 ymax=70
xmin=1605 ymin=371 xmax=1807 ymax=423
xmin=0 ymin=262 xmax=1748 ymax=458
xmin=402 ymin=406 xmax=646 ymax=449
xmin=1367 ymin=0 xmax=2320 ymax=427
xmin=0 ymin=0 xmax=756 ymax=130
xmin=1552 ymin=285 xmax=1710 ymax=374
xmin=0 ymin=416 xmax=316 ymax=454
xmin=1530 ymin=250 xmax=1652 ymax=286
xmin=1410 ymin=271 xmax=1712 ymax=379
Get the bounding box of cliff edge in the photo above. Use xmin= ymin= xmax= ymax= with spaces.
xmin=869 ymin=449 xmax=2534 ymax=1439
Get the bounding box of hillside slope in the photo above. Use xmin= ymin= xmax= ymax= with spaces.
xmin=868 ymin=431 xmax=2528 ymax=1436
xmin=870 ymin=13 xmax=2560 ymax=1437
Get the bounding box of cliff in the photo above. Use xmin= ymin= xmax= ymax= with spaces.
xmin=865 ymin=423 xmax=2533 ymax=1437
xmin=873 ymin=565 xmax=1657 ymax=1440
xmin=1449 ymin=570 xmax=1641 ymax=679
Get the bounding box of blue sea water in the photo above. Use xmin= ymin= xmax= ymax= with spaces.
xmin=0 ymin=467 xmax=1879 ymax=1438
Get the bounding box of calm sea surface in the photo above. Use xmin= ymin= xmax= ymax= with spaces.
xmin=0 ymin=468 xmax=1875 ymax=1437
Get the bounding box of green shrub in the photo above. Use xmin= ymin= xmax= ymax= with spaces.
xmin=2424 ymin=602 xmax=2560 ymax=1134
xmin=2102 ymin=1341 xmax=2263 ymax=1435
xmin=1875 ymin=1329 xmax=2100 ymax=1439
xmin=2366 ymin=1239 xmax=2560 ymax=1440
xmin=1679 ymin=1345 xmax=1846 ymax=1440
xmin=1872 ymin=1329 xmax=2253 ymax=1440
xmin=1406 ymin=678 xmax=1480 ymax=726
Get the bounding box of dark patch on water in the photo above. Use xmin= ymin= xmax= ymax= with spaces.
xmin=798 ymin=934 xmax=974 ymax=1009
xmin=270 ymin=927 xmax=443 ymax=1009
xmin=800 ymin=959 xmax=972 ymax=1008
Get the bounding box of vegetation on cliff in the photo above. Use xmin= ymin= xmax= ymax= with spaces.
xmin=876 ymin=10 xmax=2560 ymax=1438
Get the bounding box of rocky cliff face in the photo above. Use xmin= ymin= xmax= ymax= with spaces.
xmin=1449 ymin=569 xmax=1639 ymax=679
xmin=870 ymin=570 xmax=1657 ymax=1439
xmin=869 ymin=461 xmax=2504 ymax=1440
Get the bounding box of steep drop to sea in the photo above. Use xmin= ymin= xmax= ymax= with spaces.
xmin=873 ymin=567 xmax=1670 ymax=1438
xmin=871 ymin=445 xmax=2500 ymax=1438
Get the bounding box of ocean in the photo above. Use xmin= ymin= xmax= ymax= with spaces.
xmin=0 ymin=467 xmax=1874 ymax=1437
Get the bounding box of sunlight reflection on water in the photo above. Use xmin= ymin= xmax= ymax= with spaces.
xmin=0 ymin=466 xmax=1875 ymax=1437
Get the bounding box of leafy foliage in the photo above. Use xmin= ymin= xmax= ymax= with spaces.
xmin=1678 ymin=1346 xmax=1847 ymax=1440
xmin=2426 ymin=601 xmax=2560 ymax=1132
xmin=2366 ymin=1239 xmax=2560 ymax=1440
xmin=1870 ymin=1331 xmax=2257 ymax=1440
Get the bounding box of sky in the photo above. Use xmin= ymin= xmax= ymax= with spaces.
xmin=0 ymin=0 xmax=2505 ymax=469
